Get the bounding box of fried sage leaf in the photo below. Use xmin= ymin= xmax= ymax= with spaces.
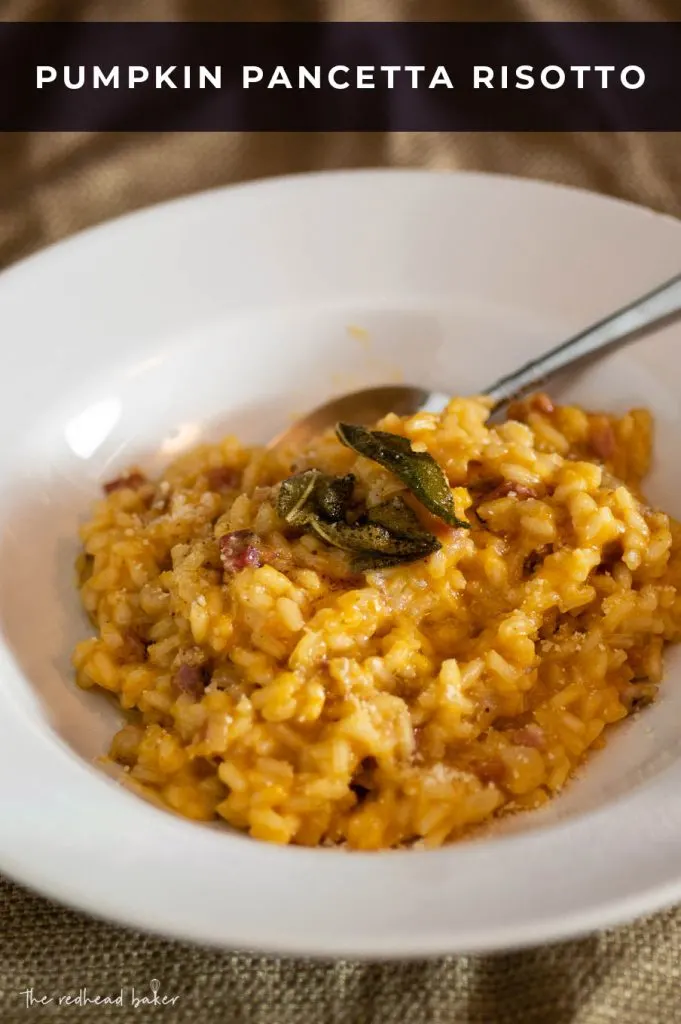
xmin=308 ymin=512 xmax=440 ymax=571
xmin=314 ymin=473 xmax=356 ymax=522
xmin=308 ymin=517 xmax=403 ymax=554
xmin=277 ymin=469 xmax=356 ymax=527
xmin=352 ymin=549 xmax=437 ymax=572
xmin=277 ymin=469 xmax=320 ymax=525
xmin=366 ymin=495 xmax=431 ymax=539
xmin=336 ymin=423 xmax=470 ymax=529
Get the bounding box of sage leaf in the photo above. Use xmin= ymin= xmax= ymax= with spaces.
xmin=314 ymin=473 xmax=356 ymax=521
xmin=366 ymin=495 xmax=431 ymax=539
xmin=336 ymin=423 xmax=470 ymax=529
xmin=277 ymin=469 xmax=357 ymax=527
xmin=307 ymin=512 xmax=440 ymax=568
xmin=352 ymin=549 xmax=438 ymax=572
xmin=307 ymin=517 xmax=404 ymax=554
xmin=277 ymin=469 xmax=320 ymax=525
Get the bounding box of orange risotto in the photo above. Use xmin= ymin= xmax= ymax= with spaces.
xmin=72 ymin=393 xmax=681 ymax=849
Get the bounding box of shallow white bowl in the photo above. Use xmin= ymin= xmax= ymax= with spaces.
xmin=1 ymin=170 xmax=681 ymax=958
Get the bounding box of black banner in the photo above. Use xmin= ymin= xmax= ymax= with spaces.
xmin=1 ymin=21 xmax=679 ymax=131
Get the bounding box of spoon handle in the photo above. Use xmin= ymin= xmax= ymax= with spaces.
xmin=484 ymin=270 xmax=681 ymax=411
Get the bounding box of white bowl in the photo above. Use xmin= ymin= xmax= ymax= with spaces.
xmin=1 ymin=170 xmax=681 ymax=958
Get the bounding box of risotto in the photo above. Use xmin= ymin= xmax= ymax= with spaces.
xmin=72 ymin=393 xmax=681 ymax=850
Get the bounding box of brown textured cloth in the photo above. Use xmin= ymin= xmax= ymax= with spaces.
xmin=2 ymin=2 xmax=681 ymax=1022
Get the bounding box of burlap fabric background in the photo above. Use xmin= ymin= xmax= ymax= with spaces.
xmin=2 ymin=2 xmax=681 ymax=1022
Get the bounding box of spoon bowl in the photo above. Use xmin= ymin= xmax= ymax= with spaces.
xmin=267 ymin=385 xmax=450 ymax=450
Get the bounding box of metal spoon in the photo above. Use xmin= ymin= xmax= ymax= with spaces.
xmin=269 ymin=271 xmax=681 ymax=450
